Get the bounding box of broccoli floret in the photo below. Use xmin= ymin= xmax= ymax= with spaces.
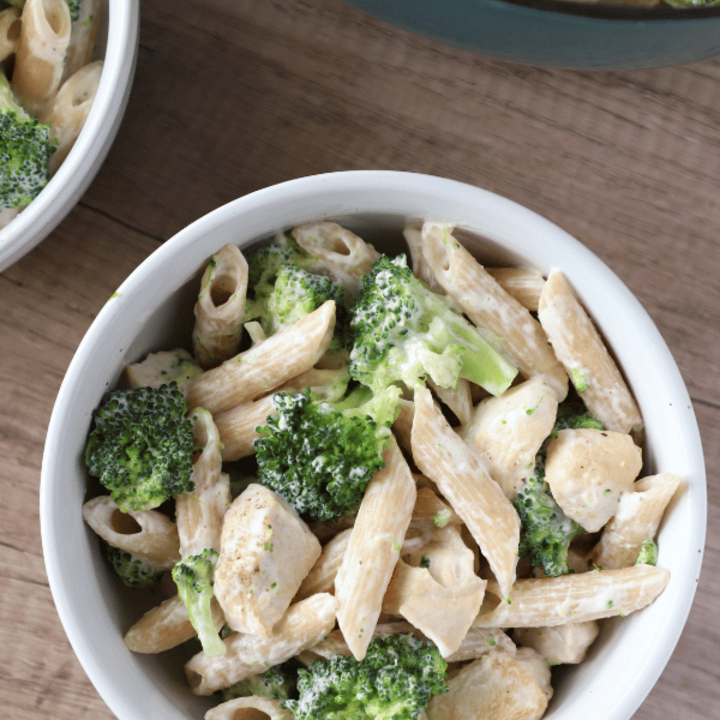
xmin=514 ymin=475 xmax=585 ymax=577
xmin=635 ymin=539 xmax=659 ymax=566
xmin=349 ymin=254 xmax=517 ymax=397
xmin=222 ymin=657 xmax=303 ymax=702
xmin=172 ymin=548 xmax=225 ymax=657
xmin=66 ymin=0 xmax=81 ymax=21
xmin=0 ymin=68 xmax=56 ymax=212
xmin=255 ymin=385 xmax=401 ymax=523
xmin=514 ymin=404 xmax=604 ymax=576
xmin=85 ymin=382 xmax=195 ymax=513
xmin=101 ymin=541 xmax=164 ymax=589
xmin=282 ymin=634 xmax=448 ymax=720
xmin=246 ymin=236 xmax=350 ymax=350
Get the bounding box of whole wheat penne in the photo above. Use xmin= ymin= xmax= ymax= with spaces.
xmin=175 ymin=408 xmax=231 ymax=557
xmin=408 ymin=486 xmax=462 ymax=530
xmin=62 ymin=0 xmax=101 ymax=81
xmin=403 ymin=224 xmax=454 ymax=297
xmin=292 ymin=222 xmax=380 ymax=299
xmin=39 ymin=59 xmax=102 ymax=174
xmin=462 ymin=376 xmax=558 ymax=501
xmin=294 ymin=527 xmax=353 ymax=601
xmin=538 ymin=269 xmax=643 ymax=434
xmin=192 ymin=244 xmax=249 ymax=369
xmin=12 ymin=0 xmax=72 ymax=114
xmin=411 ymin=387 xmax=520 ymax=598
xmin=427 ymin=649 xmax=551 ymax=720
xmin=428 ymin=377 xmax=474 ymax=426
xmin=186 ymin=300 xmax=336 ymax=415
xmin=82 ymin=495 xmax=180 ymax=568
xmin=486 ymin=267 xmax=546 ymax=312
xmin=205 ymin=696 xmax=293 ymax=720
xmin=420 ymin=223 xmax=567 ymax=401
xmin=335 ymin=437 xmax=417 ymax=660
xmin=309 ymin=621 xmax=419 ymax=660
xmin=474 ymin=565 xmax=670 ymax=628
xmin=185 ymin=592 xmax=337 ymax=695
xmin=123 ymin=594 xmax=225 ymax=654
xmin=590 ymin=473 xmax=682 ymax=570
xmin=0 ymin=7 xmax=21 ymax=62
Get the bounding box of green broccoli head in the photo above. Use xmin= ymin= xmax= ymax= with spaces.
xmin=172 ymin=548 xmax=225 ymax=657
xmin=66 ymin=0 xmax=81 ymax=20
xmin=222 ymin=657 xmax=303 ymax=702
xmin=635 ymin=539 xmax=659 ymax=566
xmin=255 ymin=385 xmax=401 ymax=523
xmin=282 ymin=634 xmax=448 ymax=720
xmin=0 ymin=69 xmax=56 ymax=212
xmin=84 ymin=382 xmax=195 ymax=513
xmin=552 ymin=404 xmax=605 ymax=435
xmin=514 ymin=475 xmax=585 ymax=577
xmin=349 ymin=254 xmax=517 ymax=396
xmin=101 ymin=541 xmax=164 ymax=589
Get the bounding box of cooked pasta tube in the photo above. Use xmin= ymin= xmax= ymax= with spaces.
xmin=184 ymin=592 xmax=337 ymax=695
xmin=205 ymin=696 xmax=293 ymax=720
xmin=408 ymin=486 xmax=462 ymax=531
xmin=0 ymin=7 xmax=21 ymax=62
xmin=294 ymin=527 xmax=352 ymax=601
xmin=403 ymin=224 xmax=454 ymax=298
xmin=383 ymin=525 xmax=487 ymax=657
xmin=544 ymin=428 xmax=643 ymax=533
xmin=538 ymin=269 xmax=643 ymax=434
xmin=462 ymin=376 xmax=559 ymax=501
xmin=428 ymin=377 xmax=473 ymax=426
xmin=38 ymin=59 xmax=102 ymax=173
xmin=82 ymin=495 xmax=180 ymax=568
xmin=213 ymin=484 xmax=321 ymax=637
xmin=486 ymin=267 xmax=546 ymax=312
xmin=186 ymin=300 xmax=336 ymax=415
xmin=292 ymin=222 xmax=380 ymax=299
xmin=192 ymin=244 xmax=249 ymax=369
xmin=427 ymin=649 xmax=551 ymax=720
xmin=62 ymin=0 xmax=101 ymax=81
xmin=335 ymin=437 xmax=417 ymax=660
xmin=420 ymin=222 xmax=568 ymax=401
xmin=309 ymin=621 xmax=419 ymax=660
xmin=590 ymin=473 xmax=682 ymax=570
xmin=474 ymin=565 xmax=670 ymax=628
xmin=12 ymin=0 xmax=72 ymax=114
xmin=514 ymin=620 xmax=600 ymax=665
xmin=175 ymin=408 xmax=231 ymax=557
xmin=123 ymin=593 xmax=225 ymax=654
xmin=411 ymin=387 xmax=520 ymax=598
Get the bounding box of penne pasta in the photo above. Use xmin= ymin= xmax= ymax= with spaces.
xmin=294 ymin=527 xmax=352 ymax=602
xmin=62 ymin=0 xmax=102 ymax=81
xmin=474 ymin=565 xmax=670 ymax=628
xmin=185 ymin=592 xmax=337 ymax=695
xmin=335 ymin=437 xmax=417 ymax=660
xmin=205 ymin=696 xmax=293 ymax=720
xmin=186 ymin=300 xmax=336 ymax=415
xmin=0 ymin=6 xmax=21 ymax=62
xmin=175 ymin=408 xmax=231 ymax=557
xmin=420 ymin=222 xmax=568 ymax=401
xmin=39 ymin=59 xmax=102 ymax=174
xmin=192 ymin=244 xmax=249 ymax=369
xmin=123 ymin=593 xmax=225 ymax=654
xmin=411 ymin=386 xmax=520 ymax=598
xmin=12 ymin=0 xmax=72 ymax=114
xmin=537 ymin=269 xmax=643 ymax=434
xmin=590 ymin=473 xmax=682 ymax=570
xmin=486 ymin=267 xmax=546 ymax=312
xmin=428 ymin=376 xmax=474 ymax=426
xmin=82 ymin=495 xmax=180 ymax=569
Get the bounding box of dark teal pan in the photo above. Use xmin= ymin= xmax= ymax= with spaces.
xmin=344 ymin=0 xmax=720 ymax=69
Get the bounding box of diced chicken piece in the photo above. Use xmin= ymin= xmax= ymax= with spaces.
xmin=214 ymin=484 xmax=321 ymax=636
xmin=514 ymin=621 xmax=600 ymax=665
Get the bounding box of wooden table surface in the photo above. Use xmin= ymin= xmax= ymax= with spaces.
xmin=1 ymin=1 xmax=718 ymax=718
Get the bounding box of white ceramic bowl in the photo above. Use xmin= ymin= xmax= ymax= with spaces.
xmin=41 ymin=171 xmax=706 ymax=720
xmin=0 ymin=0 xmax=140 ymax=273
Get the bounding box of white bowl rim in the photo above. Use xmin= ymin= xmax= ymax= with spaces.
xmin=40 ymin=169 xmax=707 ymax=720
xmin=0 ymin=0 xmax=140 ymax=273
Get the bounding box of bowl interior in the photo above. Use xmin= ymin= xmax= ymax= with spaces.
xmin=40 ymin=171 xmax=706 ymax=720
xmin=0 ymin=0 xmax=140 ymax=273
